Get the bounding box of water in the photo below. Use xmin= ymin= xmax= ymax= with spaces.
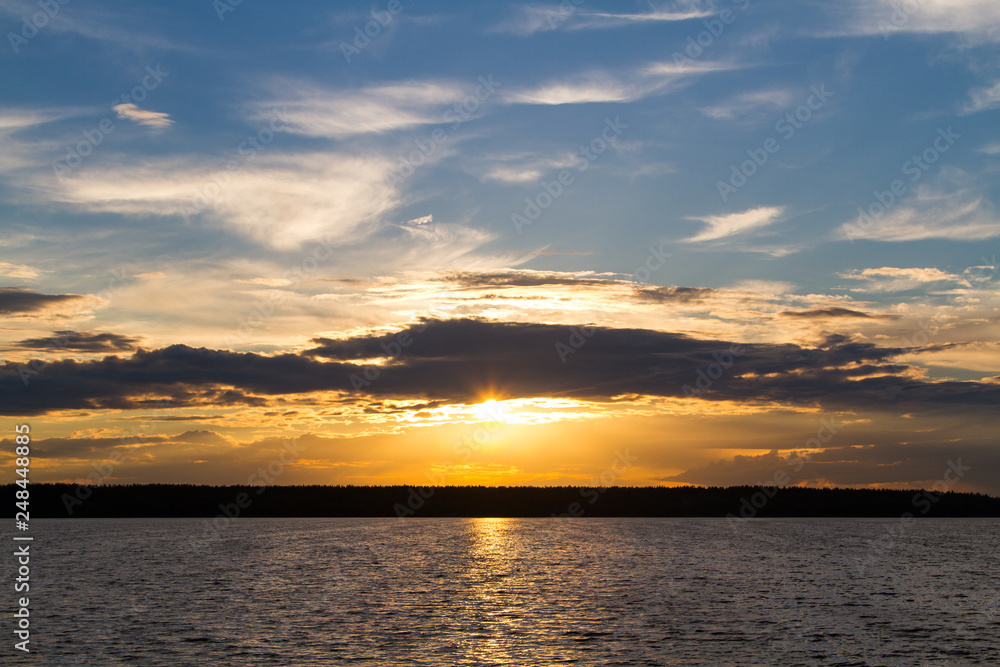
xmin=9 ymin=518 xmax=1000 ymax=665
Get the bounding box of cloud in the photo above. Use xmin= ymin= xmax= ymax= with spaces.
xmin=51 ymin=152 xmax=401 ymax=249
xmin=666 ymin=442 xmax=1000 ymax=489
xmin=254 ymin=80 xmax=469 ymax=139
xmin=0 ymin=1 xmax=201 ymax=53
xmin=438 ymin=269 xmax=628 ymax=290
xmin=0 ymin=107 xmax=80 ymax=174
xmin=684 ymin=206 xmax=785 ymax=243
xmin=406 ymin=214 xmax=433 ymax=225
xmin=830 ymin=0 xmax=1000 ymax=40
xmin=0 ymin=288 xmax=84 ymax=314
xmin=965 ymin=80 xmax=1000 ymax=114
xmin=700 ymin=89 xmax=796 ymax=120
xmin=5 ymin=318 xmax=1000 ymax=416
xmin=0 ymin=262 xmax=41 ymax=279
xmin=14 ymin=330 xmax=142 ymax=353
xmin=571 ymin=7 xmax=714 ymax=30
xmin=476 ymin=153 xmax=580 ymax=184
xmin=506 ymin=60 xmax=737 ymax=105
xmin=840 ymin=267 xmax=970 ymax=292
xmin=727 ymin=280 xmax=796 ymax=295
xmin=113 ymin=103 xmax=174 ymax=129
xmin=841 ymin=179 xmax=1000 ymax=242
xmin=780 ymin=307 xmax=896 ymax=320
xmin=506 ymin=74 xmax=641 ymax=105
xmin=491 ymin=3 xmax=713 ymax=35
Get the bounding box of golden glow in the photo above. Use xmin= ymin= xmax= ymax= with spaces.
xmin=472 ymin=399 xmax=507 ymax=423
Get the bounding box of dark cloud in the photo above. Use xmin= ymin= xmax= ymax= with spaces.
xmin=3 ymin=318 xmax=1000 ymax=416
xmin=437 ymin=271 xmax=619 ymax=289
xmin=633 ymin=286 xmax=715 ymax=303
xmin=780 ymin=307 xmax=896 ymax=320
xmin=666 ymin=442 xmax=1000 ymax=494
xmin=15 ymin=330 xmax=142 ymax=353
xmin=0 ymin=288 xmax=84 ymax=314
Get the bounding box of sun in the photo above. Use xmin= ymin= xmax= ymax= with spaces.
xmin=472 ymin=399 xmax=508 ymax=423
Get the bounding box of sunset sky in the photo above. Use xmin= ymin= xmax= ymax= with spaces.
xmin=1 ymin=0 xmax=999 ymax=494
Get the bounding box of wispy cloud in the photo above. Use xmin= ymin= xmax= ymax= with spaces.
xmin=477 ymin=153 xmax=579 ymax=184
xmin=965 ymin=80 xmax=1000 ymax=114
xmin=684 ymin=206 xmax=785 ymax=243
xmin=506 ymin=60 xmax=738 ymax=105
xmin=113 ymin=103 xmax=174 ymax=129
xmin=840 ymin=267 xmax=970 ymax=292
xmin=700 ymin=88 xmax=796 ymax=120
xmin=491 ymin=2 xmax=713 ymax=35
xmin=841 ymin=185 xmax=1000 ymax=242
xmin=825 ymin=0 xmax=1000 ymax=40
xmin=0 ymin=0 xmax=202 ymax=53
xmin=50 ymin=152 xmax=401 ymax=249
xmin=254 ymin=80 xmax=468 ymax=139
xmin=0 ymin=261 xmax=41 ymax=279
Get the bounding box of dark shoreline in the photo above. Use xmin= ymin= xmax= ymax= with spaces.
xmin=7 ymin=483 xmax=1000 ymax=518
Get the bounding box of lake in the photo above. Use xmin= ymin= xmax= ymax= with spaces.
xmin=11 ymin=518 xmax=1000 ymax=665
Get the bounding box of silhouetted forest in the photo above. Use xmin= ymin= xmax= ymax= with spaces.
xmin=6 ymin=484 xmax=1000 ymax=518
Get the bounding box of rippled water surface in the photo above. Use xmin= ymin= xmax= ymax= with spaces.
xmin=12 ymin=518 xmax=1000 ymax=665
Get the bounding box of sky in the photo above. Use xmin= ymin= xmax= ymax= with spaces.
xmin=1 ymin=0 xmax=999 ymax=495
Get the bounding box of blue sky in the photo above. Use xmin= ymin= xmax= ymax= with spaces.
xmin=1 ymin=0 xmax=999 ymax=492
